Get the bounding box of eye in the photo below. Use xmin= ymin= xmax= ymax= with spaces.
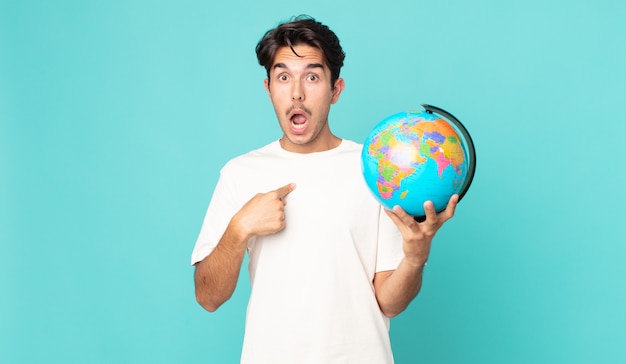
xmin=307 ymin=74 xmax=319 ymax=82
xmin=278 ymin=74 xmax=289 ymax=82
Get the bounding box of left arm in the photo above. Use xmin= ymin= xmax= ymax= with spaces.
xmin=374 ymin=195 xmax=458 ymax=318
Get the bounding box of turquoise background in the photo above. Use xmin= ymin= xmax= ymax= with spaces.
xmin=2 ymin=0 xmax=625 ymax=363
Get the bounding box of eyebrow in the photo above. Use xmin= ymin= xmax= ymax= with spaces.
xmin=273 ymin=62 xmax=325 ymax=71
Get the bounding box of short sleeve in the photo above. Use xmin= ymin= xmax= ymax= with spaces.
xmin=190 ymin=165 xmax=241 ymax=265
xmin=375 ymin=207 xmax=404 ymax=272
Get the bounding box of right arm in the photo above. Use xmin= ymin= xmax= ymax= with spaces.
xmin=193 ymin=219 xmax=250 ymax=312
xmin=194 ymin=183 xmax=296 ymax=312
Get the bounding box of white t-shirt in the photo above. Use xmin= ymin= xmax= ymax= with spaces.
xmin=191 ymin=140 xmax=404 ymax=364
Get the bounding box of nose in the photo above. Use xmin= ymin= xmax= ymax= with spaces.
xmin=291 ymin=81 xmax=304 ymax=101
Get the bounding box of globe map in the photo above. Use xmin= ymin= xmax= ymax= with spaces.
xmin=361 ymin=106 xmax=475 ymax=217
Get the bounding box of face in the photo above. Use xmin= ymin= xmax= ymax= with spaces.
xmin=264 ymin=44 xmax=345 ymax=153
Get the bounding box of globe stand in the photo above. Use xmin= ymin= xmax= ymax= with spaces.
xmin=411 ymin=104 xmax=477 ymax=223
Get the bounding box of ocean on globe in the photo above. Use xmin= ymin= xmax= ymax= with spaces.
xmin=361 ymin=104 xmax=476 ymax=218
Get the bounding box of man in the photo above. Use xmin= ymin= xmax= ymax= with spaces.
xmin=191 ymin=15 xmax=458 ymax=363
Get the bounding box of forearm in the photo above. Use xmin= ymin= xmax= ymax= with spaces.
xmin=194 ymin=222 xmax=249 ymax=312
xmin=374 ymin=257 xmax=427 ymax=318
xmin=375 ymin=197 xmax=457 ymax=318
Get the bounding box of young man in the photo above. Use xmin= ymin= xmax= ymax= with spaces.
xmin=191 ymin=16 xmax=458 ymax=363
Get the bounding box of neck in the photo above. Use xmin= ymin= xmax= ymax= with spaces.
xmin=279 ymin=135 xmax=342 ymax=154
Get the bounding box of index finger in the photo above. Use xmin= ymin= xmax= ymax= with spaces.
xmin=275 ymin=183 xmax=296 ymax=198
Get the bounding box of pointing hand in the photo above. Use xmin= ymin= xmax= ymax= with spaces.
xmin=233 ymin=183 xmax=296 ymax=239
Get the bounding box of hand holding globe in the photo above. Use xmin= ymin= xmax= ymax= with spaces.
xmin=361 ymin=104 xmax=476 ymax=220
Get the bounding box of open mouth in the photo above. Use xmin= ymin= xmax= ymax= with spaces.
xmin=290 ymin=113 xmax=307 ymax=130
xmin=288 ymin=109 xmax=309 ymax=133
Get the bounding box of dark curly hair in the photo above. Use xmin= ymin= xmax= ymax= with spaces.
xmin=256 ymin=15 xmax=345 ymax=88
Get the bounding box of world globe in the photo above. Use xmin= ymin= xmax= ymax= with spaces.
xmin=361 ymin=104 xmax=476 ymax=219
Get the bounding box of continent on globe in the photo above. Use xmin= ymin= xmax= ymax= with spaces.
xmin=361 ymin=104 xmax=476 ymax=218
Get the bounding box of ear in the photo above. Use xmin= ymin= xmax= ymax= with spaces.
xmin=264 ymin=78 xmax=270 ymax=95
xmin=330 ymin=78 xmax=345 ymax=104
